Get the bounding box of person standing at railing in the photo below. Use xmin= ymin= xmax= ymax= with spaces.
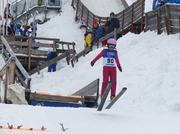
xmin=105 ymin=12 xmax=120 ymax=40
xmin=4 ymin=3 xmax=13 ymax=25
xmin=15 ymin=23 xmax=22 ymax=41
xmin=91 ymin=20 xmax=104 ymax=46
xmin=46 ymin=48 xmax=57 ymax=72
xmin=90 ymin=38 xmax=122 ymax=100
xmin=84 ymin=33 xmax=92 ymax=54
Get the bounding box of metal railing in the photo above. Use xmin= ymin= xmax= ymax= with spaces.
xmin=11 ymin=0 xmax=62 ymax=22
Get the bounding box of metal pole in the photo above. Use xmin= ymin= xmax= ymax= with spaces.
xmin=6 ymin=0 xmax=8 ymax=35
xmin=2 ymin=0 xmax=4 ymax=35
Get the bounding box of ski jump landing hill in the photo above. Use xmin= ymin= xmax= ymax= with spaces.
xmin=70 ymin=0 xmax=145 ymax=67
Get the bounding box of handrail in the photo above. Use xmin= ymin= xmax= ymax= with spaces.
xmin=0 ymin=56 xmax=15 ymax=76
xmin=1 ymin=36 xmax=31 ymax=81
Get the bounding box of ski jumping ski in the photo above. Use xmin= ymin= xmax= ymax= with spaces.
xmin=105 ymin=87 xmax=127 ymax=109
xmin=97 ymin=81 xmax=113 ymax=111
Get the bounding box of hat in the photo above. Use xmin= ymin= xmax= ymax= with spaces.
xmin=93 ymin=20 xmax=97 ymax=25
xmin=110 ymin=12 xmax=115 ymax=16
xmin=48 ymin=48 xmax=53 ymax=53
xmin=84 ymin=33 xmax=88 ymax=37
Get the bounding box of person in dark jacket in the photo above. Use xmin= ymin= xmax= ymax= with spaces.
xmin=22 ymin=25 xmax=30 ymax=42
xmin=91 ymin=20 xmax=104 ymax=46
xmin=15 ymin=24 xmax=22 ymax=41
xmin=46 ymin=48 xmax=57 ymax=72
xmin=105 ymin=12 xmax=120 ymax=39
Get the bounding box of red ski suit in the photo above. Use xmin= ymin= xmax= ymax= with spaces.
xmin=92 ymin=49 xmax=121 ymax=97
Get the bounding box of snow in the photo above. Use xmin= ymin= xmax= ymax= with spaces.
xmin=1 ymin=0 xmax=180 ymax=133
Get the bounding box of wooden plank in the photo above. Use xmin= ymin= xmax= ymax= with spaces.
xmin=12 ymin=49 xmax=48 ymax=56
xmin=0 ymin=77 xmax=2 ymax=103
xmin=30 ymin=93 xmax=85 ymax=104
xmin=8 ymin=41 xmax=54 ymax=48
xmin=28 ymin=50 xmax=76 ymax=75
xmin=4 ymin=35 xmax=60 ymax=41
xmin=15 ymin=69 xmax=28 ymax=89
xmin=28 ymin=39 xmax=32 ymax=71
xmin=72 ymin=78 xmax=99 ymax=98
xmin=9 ymin=59 xmax=15 ymax=84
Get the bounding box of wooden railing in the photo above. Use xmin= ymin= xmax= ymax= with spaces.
xmin=145 ymin=4 xmax=180 ymax=34
xmin=4 ymin=36 xmax=76 ymax=71
xmin=1 ymin=36 xmax=31 ymax=90
xmin=0 ymin=56 xmax=16 ymax=103
xmin=71 ymin=0 xmax=145 ymax=35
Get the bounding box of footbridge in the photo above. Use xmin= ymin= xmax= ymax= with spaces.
xmin=11 ymin=0 xmax=62 ymax=23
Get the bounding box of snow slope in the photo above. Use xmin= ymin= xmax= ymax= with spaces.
xmin=1 ymin=0 xmax=180 ymax=134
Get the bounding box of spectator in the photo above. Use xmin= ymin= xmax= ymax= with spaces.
xmin=22 ymin=25 xmax=30 ymax=42
xmin=105 ymin=12 xmax=120 ymax=39
xmin=8 ymin=23 xmax=15 ymax=35
xmin=90 ymin=38 xmax=122 ymax=100
xmin=160 ymin=0 xmax=165 ymax=6
xmin=84 ymin=33 xmax=92 ymax=54
xmin=91 ymin=20 xmax=104 ymax=46
xmin=46 ymin=48 xmax=57 ymax=72
xmin=15 ymin=24 xmax=22 ymax=41
xmin=84 ymin=33 xmax=92 ymax=49
xmin=4 ymin=3 xmax=13 ymax=24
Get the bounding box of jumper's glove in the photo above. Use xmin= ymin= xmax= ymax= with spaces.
xmin=118 ymin=66 xmax=122 ymax=72
xmin=90 ymin=61 xmax=94 ymax=67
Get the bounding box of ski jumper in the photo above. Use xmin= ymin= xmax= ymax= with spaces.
xmin=92 ymin=48 xmax=121 ymax=97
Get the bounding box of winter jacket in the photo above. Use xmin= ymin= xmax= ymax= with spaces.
xmin=92 ymin=24 xmax=104 ymax=43
xmin=47 ymin=52 xmax=57 ymax=66
xmin=84 ymin=34 xmax=92 ymax=49
xmin=4 ymin=7 xmax=11 ymax=19
xmin=105 ymin=17 xmax=120 ymax=33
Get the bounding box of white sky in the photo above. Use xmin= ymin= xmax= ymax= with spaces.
xmin=0 ymin=0 xmax=180 ymax=134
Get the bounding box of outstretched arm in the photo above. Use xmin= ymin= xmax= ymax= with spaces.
xmin=91 ymin=49 xmax=105 ymax=66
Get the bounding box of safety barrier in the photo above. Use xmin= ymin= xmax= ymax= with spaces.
xmin=145 ymin=4 xmax=180 ymax=34
xmin=11 ymin=0 xmax=62 ymax=23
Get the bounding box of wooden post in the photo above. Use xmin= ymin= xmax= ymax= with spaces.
xmin=179 ymin=16 xmax=180 ymax=37
xmin=27 ymin=79 xmax=31 ymax=90
xmin=114 ymin=28 xmax=117 ymax=40
xmin=86 ymin=10 xmax=89 ymax=33
xmin=0 ymin=76 xmax=2 ymax=103
xmin=9 ymin=57 xmax=15 ymax=84
xmin=157 ymin=16 xmax=161 ymax=35
xmin=165 ymin=16 xmax=170 ymax=35
xmin=53 ymin=40 xmax=56 ymax=51
xmin=75 ymin=0 xmax=79 ymax=21
xmin=71 ymin=0 xmax=74 ymax=6
xmin=92 ymin=15 xmax=95 ymax=35
xmin=122 ymin=10 xmax=125 ymax=36
xmin=73 ymin=42 xmax=75 ymax=50
xmin=165 ymin=5 xmax=171 ymax=33
xmin=4 ymin=67 xmax=9 ymax=102
xmin=99 ymin=17 xmax=101 ymax=24
xmin=131 ymin=3 xmax=134 ymax=32
xmin=141 ymin=0 xmax=145 ymax=32
xmin=28 ymin=39 xmax=32 ymax=71
xmin=81 ymin=5 xmax=84 ymax=22
xmin=66 ymin=51 xmax=70 ymax=65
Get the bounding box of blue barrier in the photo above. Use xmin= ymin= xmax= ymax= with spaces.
xmin=31 ymin=100 xmax=86 ymax=108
